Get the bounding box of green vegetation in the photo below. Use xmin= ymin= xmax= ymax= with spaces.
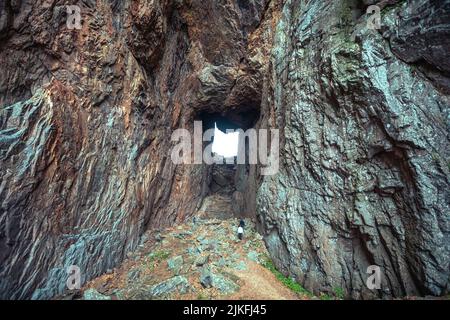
xmin=197 ymin=293 xmax=208 ymax=300
xmin=260 ymin=255 xmax=346 ymax=300
xmin=319 ymin=293 xmax=333 ymax=300
xmin=261 ymin=255 xmax=312 ymax=297
xmin=431 ymin=152 xmax=440 ymax=162
xmin=148 ymin=250 xmax=171 ymax=262
xmin=333 ymin=287 xmax=345 ymax=299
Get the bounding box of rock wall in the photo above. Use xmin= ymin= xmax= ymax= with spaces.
xmin=257 ymin=0 xmax=450 ymax=298
xmin=0 ymin=0 xmax=277 ymax=299
xmin=1 ymin=0 xmax=448 ymax=300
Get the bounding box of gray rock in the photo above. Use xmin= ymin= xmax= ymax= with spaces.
xmin=200 ymin=267 xmax=213 ymax=288
xmin=127 ymin=268 xmax=141 ymax=282
xmin=174 ymin=231 xmax=192 ymax=239
xmin=247 ymin=251 xmax=260 ymax=263
xmin=221 ymin=242 xmax=230 ymax=250
xmin=204 ymin=240 xmax=218 ymax=251
xmin=167 ymin=255 xmax=184 ymax=275
xmin=233 ymin=260 xmax=247 ymax=271
xmin=258 ymin=0 xmax=450 ymax=299
xmin=194 ymin=255 xmax=209 ymax=267
xmin=139 ymin=233 xmax=149 ymax=245
xmin=155 ymin=233 xmax=163 ymax=242
xmin=230 ymin=253 xmax=240 ymax=261
xmin=199 ymin=267 xmax=239 ymax=294
xmin=216 ymin=258 xmax=229 ymax=268
xmin=83 ymin=288 xmax=111 ymax=300
xmin=210 ymin=274 xmax=239 ymax=294
xmin=113 ymin=290 xmax=125 ymax=300
xmin=186 ymin=246 xmax=201 ymax=255
xmin=149 ymin=276 xmax=190 ymax=298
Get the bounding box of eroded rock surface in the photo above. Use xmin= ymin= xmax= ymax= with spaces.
xmin=0 ymin=0 xmax=278 ymax=299
xmin=0 ymin=0 xmax=448 ymax=300
xmin=257 ymin=0 xmax=450 ymax=298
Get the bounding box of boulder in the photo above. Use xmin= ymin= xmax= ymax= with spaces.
xmin=83 ymin=288 xmax=111 ymax=300
xmin=199 ymin=267 xmax=239 ymax=294
xmin=194 ymin=255 xmax=209 ymax=267
xmin=167 ymin=256 xmax=184 ymax=275
xmin=149 ymin=276 xmax=190 ymax=298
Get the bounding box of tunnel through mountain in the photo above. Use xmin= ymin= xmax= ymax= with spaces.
xmin=194 ymin=107 xmax=260 ymax=220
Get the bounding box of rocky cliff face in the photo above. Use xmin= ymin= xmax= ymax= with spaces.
xmin=0 ymin=0 xmax=448 ymax=300
xmin=258 ymin=0 xmax=450 ymax=298
xmin=0 ymin=0 xmax=277 ymax=299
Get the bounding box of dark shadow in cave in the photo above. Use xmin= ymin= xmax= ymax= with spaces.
xmin=195 ymin=107 xmax=260 ymax=132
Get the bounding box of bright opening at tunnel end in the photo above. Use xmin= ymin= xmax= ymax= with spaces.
xmin=212 ymin=123 xmax=239 ymax=158
xmin=170 ymin=121 xmax=279 ymax=175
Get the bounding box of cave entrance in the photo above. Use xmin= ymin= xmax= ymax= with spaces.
xmin=195 ymin=108 xmax=259 ymax=220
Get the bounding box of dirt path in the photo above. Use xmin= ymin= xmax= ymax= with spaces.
xmin=79 ymin=217 xmax=308 ymax=300
xmin=226 ymin=260 xmax=299 ymax=300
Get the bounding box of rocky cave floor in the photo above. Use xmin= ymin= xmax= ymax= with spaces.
xmin=56 ymin=213 xmax=449 ymax=301
xmin=58 ymin=163 xmax=321 ymax=301
xmin=53 ymin=173 xmax=449 ymax=300
xmin=67 ymin=217 xmax=305 ymax=300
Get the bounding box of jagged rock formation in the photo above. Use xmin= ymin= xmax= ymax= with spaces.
xmin=0 ymin=0 xmax=449 ymax=300
xmin=0 ymin=0 xmax=278 ymax=299
xmin=257 ymin=0 xmax=450 ymax=298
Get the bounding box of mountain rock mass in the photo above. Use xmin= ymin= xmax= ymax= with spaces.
xmin=0 ymin=0 xmax=449 ymax=299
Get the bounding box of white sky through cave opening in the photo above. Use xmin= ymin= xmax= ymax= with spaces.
xmin=212 ymin=122 xmax=239 ymax=158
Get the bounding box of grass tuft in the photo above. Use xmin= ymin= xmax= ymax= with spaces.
xmin=333 ymin=286 xmax=345 ymax=299
xmin=261 ymin=255 xmax=312 ymax=297
xmin=319 ymin=293 xmax=333 ymax=300
xmin=197 ymin=293 xmax=208 ymax=300
xmin=148 ymin=250 xmax=170 ymax=262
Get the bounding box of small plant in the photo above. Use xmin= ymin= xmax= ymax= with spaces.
xmin=148 ymin=250 xmax=170 ymax=263
xmin=333 ymin=287 xmax=345 ymax=299
xmin=319 ymin=293 xmax=333 ymax=300
xmin=197 ymin=293 xmax=208 ymax=300
xmin=261 ymin=255 xmax=312 ymax=297
xmin=251 ymin=239 xmax=262 ymax=248
xmin=431 ymin=152 xmax=439 ymax=162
